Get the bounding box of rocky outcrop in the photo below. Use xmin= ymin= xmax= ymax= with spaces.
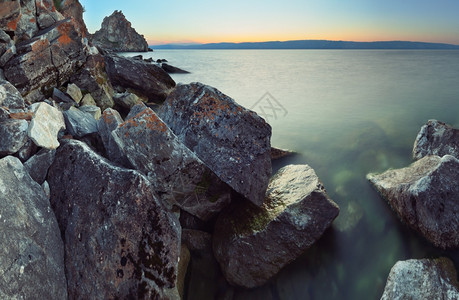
xmin=213 ymin=164 xmax=339 ymax=288
xmin=158 ymin=83 xmax=272 ymax=206
xmin=413 ymin=119 xmax=459 ymax=160
xmin=4 ymin=18 xmax=87 ymax=103
xmin=48 ymin=140 xmax=181 ymax=299
xmin=367 ymin=155 xmax=459 ymax=249
xmin=104 ymin=53 xmax=175 ymax=103
xmin=91 ymin=10 xmax=149 ymax=52
xmin=112 ymin=106 xmax=231 ymax=221
xmin=0 ymin=156 xmax=67 ymax=299
xmin=381 ymin=258 xmax=459 ymax=299
xmin=60 ymin=0 xmax=89 ymax=37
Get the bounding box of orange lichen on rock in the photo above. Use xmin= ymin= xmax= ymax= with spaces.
xmin=191 ymin=93 xmax=233 ymax=122
xmin=121 ymin=110 xmax=168 ymax=134
xmin=57 ymin=22 xmax=74 ymax=46
xmin=31 ymin=38 xmax=50 ymax=52
xmin=7 ymin=17 xmax=20 ymax=31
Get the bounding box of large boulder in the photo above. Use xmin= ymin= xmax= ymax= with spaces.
xmin=0 ymin=156 xmax=67 ymax=299
xmin=0 ymin=119 xmax=28 ymax=156
xmin=367 ymin=155 xmax=459 ymax=249
xmin=0 ymin=79 xmax=25 ymax=109
xmin=112 ymin=106 xmax=231 ymax=221
xmin=158 ymin=83 xmax=272 ymax=206
xmin=4 ymin=18 xmax=87 ymax=103
xmin=104 ymin=53 xmax=175 ymax=103
xmin=413 ymin=119 xmax=459 ymax=160
xmin=381 ymin=258 xmax=459 ymax=300
xmin=27 ymin=102 xmax=66 ymax=149
xmin=47 ymin=140 xmax=181 ymax=299
xmin=63 ymin=106 xmax=98 ymax=138
xmin=70 ymin=53 xmax=115 ymax=110
xmin=91 ymin=10 xmax=149 ymax=52
xmin=213 ymin=164 xmax=339 ymax=288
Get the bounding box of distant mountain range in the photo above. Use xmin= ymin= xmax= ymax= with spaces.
xmin=151 ymin=40 xmax=459 ymax=50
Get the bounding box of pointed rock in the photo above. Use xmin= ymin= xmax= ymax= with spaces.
xmin=0 ymin=156 xmax=67 ymax=299
xmin=158 ymin=83 xmax=272 ymax=206
xmin=413 ymin=119 xmax=459 ymax=160
xmin=28 ymin=102 xmax=65 ymax=149
xmin=48 ymin=140 xmax=181 ymax=299
xmin=213 ymin=164 xmax=339 ymax=288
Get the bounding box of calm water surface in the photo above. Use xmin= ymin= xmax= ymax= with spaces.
xmin=125 ymin=50 xmax=459 ymax=299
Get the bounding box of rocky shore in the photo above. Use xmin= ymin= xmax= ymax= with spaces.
xmin=1 ymin=1 xmax=340 ymax=299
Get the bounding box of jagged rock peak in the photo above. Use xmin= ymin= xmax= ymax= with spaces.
xmin=91 ymin=10 xmax=149 ymax=52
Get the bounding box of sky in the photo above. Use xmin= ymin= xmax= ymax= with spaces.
xmin=79 ymin=0 xmax=459 ymax=45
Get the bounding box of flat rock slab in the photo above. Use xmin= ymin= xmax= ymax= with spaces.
xmin=413 ymin=119 xmax=459 ymax=160
xmin=381 ymin=258 xmax=459 ymax=300
xmin=48 ymin=140 xmax=181 ymax=299
xmin=0 ymin=119 xmax=28 ymax=156
xmin=367 ymin=155 xmax=459 ymax=249
xmin=112 ymin=107 xmax=231 ymax=221
xmin=28 ymin=102 xmax=65 ymax=149
xmin=158 ymin=83 xmax=272 ymax=206
xmin=0 ymin=156 xmax=67 ymax=299
xmin=213 ymin=164 xmax=339 ymax=288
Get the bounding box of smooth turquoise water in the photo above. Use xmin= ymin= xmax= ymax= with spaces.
xmin=124 ymin=50 xmax=459 ymax=299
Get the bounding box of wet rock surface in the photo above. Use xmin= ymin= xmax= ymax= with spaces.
xmin=48 ymin=140 xmax=181 ymax=299
xmin=0 ymin=156 xmax=67 ymax=300
xmin=381 ymin=258 xmax=459 ymax=300
xmin=413 ymin=119 xmax=459 ymax=160
xmin=367 ymin=155 xmax=459 ymax=249
xmin=158 ymin=82 xmax=272 ymax=206
xmin=213 ymin=164 xmax=339 ymax=288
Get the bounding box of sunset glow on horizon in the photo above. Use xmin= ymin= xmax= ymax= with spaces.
xmin=80 ymin=0 xmax=459 ymax=45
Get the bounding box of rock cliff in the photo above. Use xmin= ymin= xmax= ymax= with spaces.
xmin=91 ymin=10 xmax=149 ymax=52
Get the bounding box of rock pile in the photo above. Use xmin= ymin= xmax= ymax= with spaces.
xmin=0 ymin=1 xmax=340 ymax=298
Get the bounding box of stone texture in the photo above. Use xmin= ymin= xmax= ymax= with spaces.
xmin=16 ymin=138 xmax=37 ymax=162
xmin=0 ymin=1 xmax=21 ymax=34
xmin=158 ymin=82 xmax=272 ymax=206
xmin=66 ymin=83 xmax=83 ymax=103
xmin=4 ymin=18 xmax=87 ymax=103
xmin=381 ymin=258 xmax=459 ymax=300
xmin=60 ymin=0 xmax=88 ymax=37
xmin=104 ymin=53 xmax=175 ymax=103
xmin=0 ymin=156 xmax=67 ymax=300
xmin=35 ymin=0 xmax=64 ymax=30
xmin=413 ymin=119 xmax=459 ymax=160
xmin=367 ymin=155 xmax=459 ymax=249
xmin=213 ymin=164 xmax=339 ymax=288
xmin=113 ymin=92 xmax=141 ymax=109
xmin=0 ymin=119 xmax=28 ymax=156
xmin=52 ymin=87 xmax=76 ymax=104
xmin=63 ymin=106 xmax=98 ymax=138
xmin=0 ymin=107 xmax=9 ymax=120
xmin=80 ymin=93 xmax=97 ymax=106
xmin=0 ymin=79 xmax=25 ymax=109
xmin=97 ymin=108 xmax=129 ymax=167
xmin=91 ymin=10 xmax=149 ymax=52
xmin=79 ymin=105 xmax=101 ymax=120
xmin=112 ymin=107 xmax=231 ymax=221
xmin=24 ymin=148 xmax=56 ymax=184
xmin=70 ymin=54 xmax=114 ymax=110
xmin=48 ymin=140 xmax=181 ymax=299
xmin=28 ymin=102 xmax=65 ymax=149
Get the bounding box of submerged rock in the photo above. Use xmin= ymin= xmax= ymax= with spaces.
xmin=367 ymin=155 xmax=459 ymax=249
xmin=91 ymin=10 xmax=149 ymax=52
xmin=112 ymin=107 xmax=231 ymax=221
xmin=213 ymin=164 xmax=339 ymax=288
xmin=158 ymin=83 xmax=272 ymax=206
xmin=48 ymin=140 xmax=181 ymax=299
xmin=413 ymin=119 xmax=459 ymax=160
xmin=0 ymin=156 xmax=67 ymax=299
xmin=271 ymin=147 xmax=296 ymax=160
xmin=381 ymin=258 xmax=459 ymax=299
xmin=104 ymin=53 xmax=175 ymax=103
xmin=0 ymin=119 xmax=28 ymax=156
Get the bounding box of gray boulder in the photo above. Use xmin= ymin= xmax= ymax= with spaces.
xmin=28 ymin=102 xmax=66 ymax=149
xmin=97 ymin=108 xmax=129 ymax=167
xmin=0 ymin=79 xmax=25 ymax=109
xmin=158 ymin=83 xmax=272 ymax=206
xmin=413 ymin=119 xmax=459 ymax=160
xmin=113 ymin=92 xmax=141 ymax=109
xmin=367 ymin=155 xmax=459 ymax=249
xmin=161 ymin=63 xmax=190 ymax=74
xmin=213 ymin=164 xmax=339 ymax=288
xmin=4 ymin=18 xmax=87 ymax=103
xmin=48 ymin=140 xmax=181 ymax=299
xmin=63 ymin=106 xmax=98 ymax=138
xmin=112 ymin=106 xmax=231 ymax=221
xmin=381 ymin=258 xmax=459 ymax=300
xmin=0 ymin=156 xmax=67 ymax=299
xmin=24 ymin=148 xmax=56 ymax=185
xmin=104 ymin=53 xmax=175 ymax=103
xmin=0 ymin=119 xmax=28 ymax=156
xmin=79 ymin=105 xmax=101 ymax=120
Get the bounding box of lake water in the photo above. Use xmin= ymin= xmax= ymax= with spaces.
xmin=123 ymin=50 xmax=459 ymax=299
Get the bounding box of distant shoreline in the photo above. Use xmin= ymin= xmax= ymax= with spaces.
xmin=150 ymin=39 xmax=459 ymax=50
